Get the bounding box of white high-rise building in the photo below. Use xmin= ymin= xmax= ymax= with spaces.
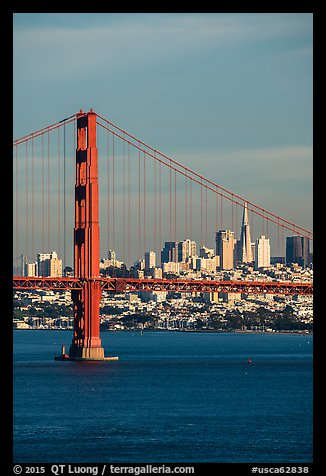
xmin=49 ymin=251 xmax=63 ymax=277
xmin=37 ymin=251 xmax=62 ymax=277
xmin=145 ymin=251 xmax=156 ymax=270
xmin=24 ymin=262 xmax=38 ymax=277
xmin=216 ymin=230 xmax=236 ymax=270
xmin=178 ymin=239 xmax=197 ymax=262
xmin=37 ymin=253 xmax=51 ymax=276
xmin=255 ymin=235 xmax=270 ymax=269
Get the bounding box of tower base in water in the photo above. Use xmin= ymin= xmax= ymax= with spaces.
xmin=54 ymin=343 xmax=118 ymax=361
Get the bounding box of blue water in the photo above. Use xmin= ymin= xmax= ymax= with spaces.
xmin=13 ymin=330 xmax=313 ymax=463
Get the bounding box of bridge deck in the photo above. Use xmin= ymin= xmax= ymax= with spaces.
xmin=13 ymin=277 xmax=313 ymax=295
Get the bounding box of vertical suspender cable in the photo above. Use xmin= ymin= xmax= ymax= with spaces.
xmin=63 ymin=122 xmax=66 ymax=270
xmin=25 ymin=141 xmax=28 ymax=260
xmin=190 ymin=179 xmax=192 ymax=242
xmin=205 ymin=186 xmax=207 ymax=246
xmin=185 ymin=171 xmax=188 ymax=239
xmin=220 ymin=194 xmax=223 ymax=231
xmin=169 ymin=160 xmax=172 ymax=257
xmin=174 ymin=169 xmax=177 ymax=246
xmin=200 ymin=179 xmax=203 ymax=245
xmin=47 ymin=129 xmax=50 ymax=251
xmin=159 ymin=160 xmax=162 ymax=262
xmin=143 ymin=151 xmax=146 ymax=255
xmin=57 ymin=128 xmax=60 ymax=258
xmin=231 ymin=193 xmax=234 ymax=235
xmin=15 ymin=145 xmax=18 ymax=273
xmin=42 ymin=135 xmax=44 ymax=253
xmin=32 ymin=136 xmax=35 ymax=261
xmin=128 ymin=143 xmax=131 ymax=267
xmin=138 ymin=145 xmax=141 ymax=260
xmin=107 ymin=130 xmax=110 ymax=257
xmin=277 ymin=218 xmax=280 ymax=262
xmin=122 ymin=135 xmax=126 ymax=264
xmin=215 ymin=189 xmax=218 ymax=233
xmin=112 ymin=134 xmax=115 ymax=256
xmin=154 ymin=153 xmax=157 ymax=256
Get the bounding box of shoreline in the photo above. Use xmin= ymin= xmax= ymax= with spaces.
xmin=13 ymin=328 xmax=313 ymax=335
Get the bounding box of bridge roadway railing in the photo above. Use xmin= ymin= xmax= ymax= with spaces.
xmin=13 ymin=277 xmax=313 ymax=296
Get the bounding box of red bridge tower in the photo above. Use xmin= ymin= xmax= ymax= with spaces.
xmin=64 ymin=109 xmax=116 ymax=361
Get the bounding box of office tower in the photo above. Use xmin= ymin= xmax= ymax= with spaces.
xmin=255 ymin=235 xmax=270 ymax=269
xmin=251 ymin=243 xmax=255 ymax=264
xmin=215 ymin=229 xmax=236 ymax=270
xmin=108 ymin=249 xmax=117 ymax=266
xmin=49 ymin=251 xmax=63 ymax=277
xmin=199 ymin=245 xmax=215 ymax=259
xmin=196 ymin=256 xmax=218 ymax=272
xmin=37 ymin=252 xmax=51 ymax=276
xmin=178 ymin=239 xmax=197 ymax=262
xmin=161 ymin=241 xmax=178 ymax=263
xmin=145 ymin=251 xmax=156 ymax=270
xmin=37 ymin=251 xmax=62 ymax=277
xmin=239 ymin=202 xmax=253 ymax=263
xmin=21 ymin=254 xmax=28 ymax=276
xmin=24 ymin=261 xmax=38 ymax=277
xmin=286 ymin=236 xmax=310 ymax=268
xmin=149 ymin=267 xmax=163 ymax=279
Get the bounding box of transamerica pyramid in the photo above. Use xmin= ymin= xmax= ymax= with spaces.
xmin=239 ymin=202 xmax=253 ymax=263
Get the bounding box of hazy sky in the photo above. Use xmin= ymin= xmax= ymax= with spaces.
xmin=13 ymin=13 xmax=313 ymax=263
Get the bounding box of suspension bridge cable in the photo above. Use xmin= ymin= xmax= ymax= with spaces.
xmin=96 ymin=114 xmax=312 ymax=240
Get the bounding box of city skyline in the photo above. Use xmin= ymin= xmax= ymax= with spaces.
xmin=13 ymin=13 xmax=313 ymax=258
xmin=19 ymin=199 xmax=312 ymax=277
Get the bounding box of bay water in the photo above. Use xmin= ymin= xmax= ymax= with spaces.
xmin=13 ymin=330 xmax=313 ymax=463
